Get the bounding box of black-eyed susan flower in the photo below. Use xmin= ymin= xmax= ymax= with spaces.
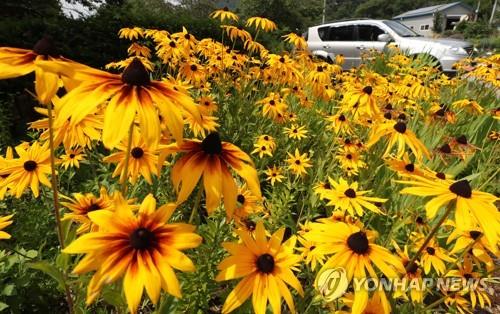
xmin=297 ymin=235 xmax=325 ymax=271
xmin=118 ymin=27 xmax=144 ymax=40
xmin=233 ymin=185 xmax=264 ymax=220
xmin=320 ymin=178 xmax=387 ymax=216
xmin=344 ymin=84 xmax=380 ymax=116
xmin=397 ymin=176 xmax=500 ymax=246
xmin=251 ymin=142 xmax=273 ymax=158
xmin=36 ymin=57 xmax=201 ymax=149
xmin=223 ymin=25 xmax=252 ymax=43
xmin=326 ymin=113 xmax=353 ymax=135
xmin=61 ymin=187 xmax=114 ymax=234
xmin=282 ymin=33 xmax=307 ymax=50
xmin=210 ymin=7 xmax=239 ymax=22
xmin=385 ymin=154 xmax=425 ymax=177
xmin=103 ymin=130 xmax=158 ymax=184
xmin=160 ymin=132 xmax=260 ymax=218
xmin=246 ymin=17 xmax=277 ymax=32
xmin=414 ymin=236 xmax=454 ymax=275
xmin=451 ymin=99 xmax=483 ymax=114
xmin=446 ymin=223 xmax=496 ymax=271
xmin=0 ymin=37 xmax=63 ymax=104
xmin=30 ymin=96 xmax=103 ymax=150
xmin=256 ymin=135 xmax=276 ymax=151
xmin=305 ymin=221 xmax=405 ymax=313
xmin=392 ymin=241 xmax=425 ymax=303
xmin=0 ymin=141 xmax=52 ymax=198
xmin=264 ymin=165 xmax=285 ymax=186
xmin=60 ymin=148 xmax=86 ymax=170
xmin=215 ymin=221 xmax=303 ymax=314
xmin=198 ymin=95 xmax=218 ymax=114
xmin=445 ymin=257 xmax=491 ymax=309
xmin=0 ymin=214 xmax=14 ymax=240
xmin=286 ymin=149 xmax=312 ymax=176
xmin=367 ymin=120 xmax=430 ymax=161
xmin=63 ymin=194 xmax=202 ymax=313
xmin=284 ymin=124 xmax=308 ymax=140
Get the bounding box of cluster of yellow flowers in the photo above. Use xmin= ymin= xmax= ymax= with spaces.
xmin=0 ymin=7 xmax=499 ymax=314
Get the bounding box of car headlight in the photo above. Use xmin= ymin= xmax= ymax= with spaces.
xmin=449 ymin=47 xmax=467 ymax=55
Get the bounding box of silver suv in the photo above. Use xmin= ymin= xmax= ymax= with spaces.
xmin=305 ymin=19 xmax=473 ymax=72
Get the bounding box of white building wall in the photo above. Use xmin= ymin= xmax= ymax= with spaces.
xmin=396 ymin=16 xmax=435 ymax=36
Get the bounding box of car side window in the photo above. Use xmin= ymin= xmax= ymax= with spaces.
xmin=357 ymin=25 xmax=385 ymax=41
xmin=327 ymin=25 xmax=356 ymax=41
xmin=317 ymin=26 xmax=329 ymax=41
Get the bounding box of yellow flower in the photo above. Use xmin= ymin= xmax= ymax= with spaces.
xmin=305 ymin=221 xmax=404 ymax=314
xmin=397 ymin=176 xmax=500 ymax=246
xmin=282 ymin=33 xmax=307 ymax=50
xmin=319 ymin=177 xmax=387 ymax=216
xmin=61 ymin=187 xmax=114 ymax=234
xmin=159 ymin=132 xmax=261 ymax=218
xmin=118 ymin=27 xmax=144 ymax=40
xmin=234 ymin=185 xmax=264 ymax=219
xmin=60 ymin=148 xmax=86 ymax=170
xmin=0 ymin=141 xmax=52 ymax=198
xmin=103 ymin=129 xmax=158 ymax=185
xmin=246 ymin=17 xmax=277 ymax=32
xmin=286 ymin=149 xmax=312 ymax=176
xmin=0 ymin=37 xmax=65 ymax=104
xmin=251 ymin=142 xmax=273 ymax=158
xmin=284 ymin=124 xmax=308 ymax=140
xmin=367 ymin=120 xmax=430 ymax=161
xmin=36 ymin=57 xmax=201 ymax=149
xmin=0 ymin=214 xmax=14 ymax=240
xmin=215 ymin=221 xmax=303 ymax=314
xmin=63 ymin=194 xmax=202 ymax=314
xmin=210 ymin=7 xmax=239 ymax=22
xmin=264 ymin=165 xmax=285 ymax=186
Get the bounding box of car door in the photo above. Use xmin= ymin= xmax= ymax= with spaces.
xmin=354 ymin=24 xmax=390 ymax=63
xmin=321 ymin=24 xmax=358 ymax=69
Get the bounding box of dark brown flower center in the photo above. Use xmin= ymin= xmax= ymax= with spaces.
xmin=87 ymin=203 xmax=101 ymax=212
xmin=362 ymin=86 xmax=373 ymax=95
xmin=405 ymin=163 xmax=415 ymax=172
xmin=339 ymin=114 xmax=346 ymax=122
xmin=69 ymin=154 xmax=75 ymax=159
xmin=426 ymin=247 xmax=435 ymax=255
xmin=294 ymin=160 xmax=301 ymax=165
xmin=469 ymin=230 xmax=482 ymax=240
xmin=237 ymin=194 xmax=245 ymax=204
xmin=23 ymin=160 xmax=37 ymax=172
xmin=347 ymin=231 xmax=369 ymax=254
xmin=279 ymin=57 xmax=285 ymax=63
xmin=201 ymin=132 xmax=223 ymax=155
xmin=416 ymin=216 xmax=424 ymax=224
xmin=344 ymin=188 xmax=356 ymax=198
xmin=130 ymin=227 xmax=156 ymax=250
xmin=384 ymin=112 xmax=392 ymax=119
xmin=463 ymin=273 xmax=473 ymax=280
xmin=456 ymin=135 xmax=467 ymax=145
xmin=346 ymin=154 xmax=352 ymax=160
xmin=439 ymin=143 xmax=451 ymax=154
xmin=436 ymin=172 xmax=446 ymax=179
xmin=122 ymin=58 xmax=150 ymax=86
xmin=190 ymin=64 xmax=198 ymax=71
xmin=131 ymin=147 xmax=144 ymax=159
xmin=406 ymin=261 xmax=419 ymax=274
xmin=393 ymin=122 xmax=407 ymax=133
xmin=33 ymin=36 xmax=57 ymax=57
xmin=449 ymin=180 xmax=472 ymax=198
xmin=245 ymin=220 xmax=256 ymax=231
xmin=256 ymin=253 xmax=275 ymax=273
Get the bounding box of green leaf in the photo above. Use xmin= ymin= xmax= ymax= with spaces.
xmin=0 ymin=301 xmax=9 ymax=312
xmin=27 ymin=261 xmax=65 ymax=291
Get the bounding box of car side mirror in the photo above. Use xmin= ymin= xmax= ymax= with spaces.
xmin=377 ymin=34 xmax=391 ymax=42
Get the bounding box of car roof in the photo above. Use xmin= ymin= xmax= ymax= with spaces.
xmin=310 ymin=19 xmax=388 ymax=29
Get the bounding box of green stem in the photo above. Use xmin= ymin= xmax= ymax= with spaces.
xmin=422 ymin=295 xmax=446 ymax=312
xmin=188 ymin=184 xmax=204 ymax=224
xmin=405 ymin=201 xmax=454 ymax=272
xmin=120 ymin=123 xmax=135 ymax=195
xmin=47 ymin=100 xmax=75 ymax=313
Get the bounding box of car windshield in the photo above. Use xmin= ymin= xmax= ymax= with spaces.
xmin=383 ymin=20 xmax=422 ymax=37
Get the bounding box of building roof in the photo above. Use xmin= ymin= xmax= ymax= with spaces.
xmin=393 ymin=2 xmax=473 ymax=19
